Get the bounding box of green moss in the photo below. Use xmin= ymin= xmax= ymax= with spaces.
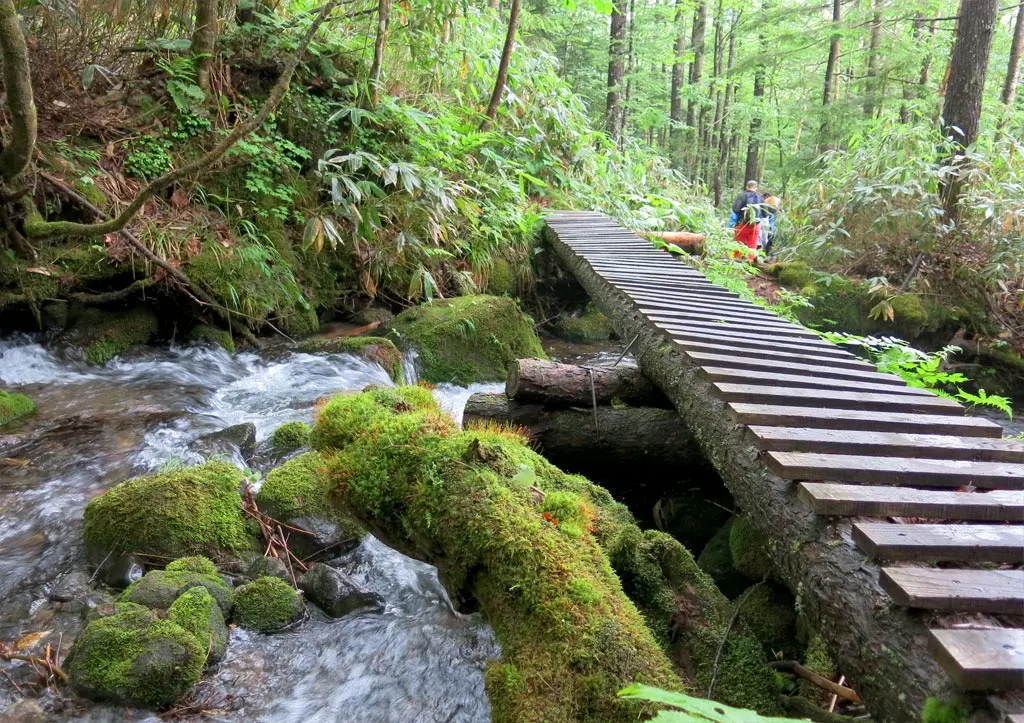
xmin=314 ymin=390 xmax=778 ymax=719
xmin=388 ymin=295 xmax=546 ymax=384
xmin=73 ymin=177 xmax=109 ymax=208
xmin=121 ymin=567 xmax=233 ymax=615
xmin=0 ymin=389 xmax=35 ymax=427
xmin=298 ymin=336 xmax=403 ymax=382
xmin=486 ymin=257 xmax=515 ymax=296
xmin=799 ymin=632 xmax=837 ymax=705
xmin=311 ymin=385 xmax=437 ymax=451
xmin=187 ymin=324 xmax=236 ymax=354
xmin=697 ymin=520 xmax=748 ymax=599
xmin=257 ymin=451 xmax=332 ymax=519
xmin=168 ymin=586 xmax=228 ymax=663
xmin=280 ymin=304 xmax=320 ymax=337
xmin=777 ymin=262 xmax=813 ymax=289
xmin=65 ymin=606 xmax=204 ymax=709
xmin=72 ymin=307 xmax=159 ymax=365
xmin=42 ymin=242 xmax=120 ymax=281
xmin=270 ymin=421 xmax=312 ymax=453
xmin=83 ymin=461 xmax=253 ymax=562
xmin=165 ymin=556 xmax=219 ymax=576
xmin=232 ymin=576 xmax=304 ymax=632
xmin=921 ymin=698 xmax=967 ymax=723
xmin=556 ymin=304 xmax=614 ymax=342
xmin=729 ymin=515 xmax=774 ymax=581
xmin=737 ymin=583 xmax=799 ymax=659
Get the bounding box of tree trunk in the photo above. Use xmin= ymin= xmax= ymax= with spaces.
xmin=714 ymin=18 xmax=736 ymax=207
xmin=744 ymin=64 xmax=764 ymax=184
xmin=480 ymin=0 xmax=520 ymax=130
xmin=606 ymin=0 xmax=628 ymax=142
xmin=191 ymin=0 xmax=219 ymax=93
xmin=506 ymin=358 xmax=670 ymax=407
xmin=819 ymin=0 xmax=841 ymax=145
xmin=862 ymin=0 xmax=882 ymax=118
xmin=900 ymin=15 xmax=924 ymax=123
xmin=1002 ymin=0 xmax=1024 ymax=108
xmin=464 ymin=392 xmax=701 ymax=470
xmin=544 ymin=223 xmax=968 ymax=722
xmin=0 ymin=0 xmax=37 ymax=183
xmin=367 ymin=0 xmax=392 ymax=107
xmin=685 ymin=0 xmax=708 ymax=168
xmin=623 ymin=0 xmax=636 ymax=128
xmin=668 ymin=0 xmax=687 ymax=165
xmin=939 ymin=0 xmax=998 ymax=222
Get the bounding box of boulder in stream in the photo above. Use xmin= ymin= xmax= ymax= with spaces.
xmin=246 ymin=555 xmax=292 ymax=582
xmin=298 ymin=563 xmax=384 ymax=617
xmin=388 ymin=295 xmax=546 ymax=384
xmin=0 ymin=389 xmax=35 ymax=427
xmin=83 ymin=461 xmax=254 ymax=563
xmin=268 ymin=420 xmax=311 ymax=455
xmin=67 ymin=306 xmax=159 ymax=366
xmin=121 ymin=558 xmax=233 ymax=616
xmin=65 ymin=605 xmax=205 ymax=709
xmin=191 ymin=422 xmax=257 ymax=464
xmin=231 ymin=576 xmax=304 ymax=632
xmin=169 ymin=585 xmax=229 ymax=663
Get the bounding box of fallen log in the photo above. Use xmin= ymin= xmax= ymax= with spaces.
xmin=639 ymin=230 xmax=706 ymax=247
xmin=544 ymin=222 xmax=963 ymax=722
xmin=464 ymin=392 xmax=699 ymax=470
xmin=506 ymin=358 xmax=671 ymax=407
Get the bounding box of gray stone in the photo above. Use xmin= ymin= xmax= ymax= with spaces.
xmin=191 ymin=423 xmax=257 ymax=464
xmin=49 ymin=571 xmax=93 ymax=603
xmin=246 ymin=555 xmax=291 ymax=582
xmin=121 ymin=569 xmax=233 ymax=616
xmin=298 ymin=564 xmax=384 ymax=618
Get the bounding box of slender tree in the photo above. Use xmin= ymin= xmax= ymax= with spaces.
xmin=624 ymin=0 xmax=637 ymax=124
xmin=606 ymin=0 xmax=628 ymax=142
xmin=668 ymin=0 xmax=688 ymax=163
xmin=939 ymin=0 xmax=999 ymax=221
xmin=862 ymin=0 xmax=883 ymax=118
xmin=821 ymin=0 xmax=841 ymax=107
xmin=685 ymin=0 xmax=707 ymax=144
xmin=368 ymin=0 xmax=392 ymax=107
xmin=1002 ymin=0 xmax=1024 ymax=109
xmin=481 ymin=0 xmax=521 ymax=130
xmin=192 ymin=0 xmax=219 ymax=93
xmin=713 ymin=7 xmax=735 ymax=206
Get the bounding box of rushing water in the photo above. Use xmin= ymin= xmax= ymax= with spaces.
xmin=0 ymin=336 xmax=501 ymax=721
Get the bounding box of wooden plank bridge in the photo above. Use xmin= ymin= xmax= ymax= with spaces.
xmin=543 ymin=211 xmax=1024 ymax=722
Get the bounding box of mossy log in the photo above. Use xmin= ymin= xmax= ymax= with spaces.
xmin=506 ymin=358 xmax=670 ymax=407
xmin=544 ymin=224 xmax=960 ymax=722
xmin=464 ymin=391 xmax=700 ymax=469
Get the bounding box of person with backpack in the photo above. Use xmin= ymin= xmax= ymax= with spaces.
xmin=731 ymin=180 xmax=762 ymax=261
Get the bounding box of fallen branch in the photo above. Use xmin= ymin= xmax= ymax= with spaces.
xmin=67 ymin=277 xmax=156 ymax=303
xmin=770 ymin=661 xmax=863 ymax=704
xmin=241 ymin=482 xmax=311 ymax=581
xmin=0 ymin=641 xmax=68 ymax=684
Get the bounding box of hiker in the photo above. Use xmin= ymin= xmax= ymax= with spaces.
xmin=761 ymin=191 xmax=781 ymax=258
xmin=731 ymin=180 xmax=762 ymax=261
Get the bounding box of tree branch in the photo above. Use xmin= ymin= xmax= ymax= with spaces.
xmin=0 ymin=0 xmax=37 ymax=182
xmin=23 ymin=0 xmax=340 ymax=241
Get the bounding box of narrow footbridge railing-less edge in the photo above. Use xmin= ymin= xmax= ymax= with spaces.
xmin=544 ymin=211 xmax=1024 ymax=723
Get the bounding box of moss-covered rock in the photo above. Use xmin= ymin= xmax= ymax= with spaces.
xmin=776 ymin=262 xmax=814 ymax=290
xmin=83 ymin=462 xmax=253 ymax=563
xmin=168 ymin=586 xmax=228 ymax=663
xmin=737 ymin=583 xmax=799 ymax=660
xmin=70 ymin=307 xmax=159 ymax=365
xmin=313 ymin=389 xmax=779 ymax=719
xmin=556 ymin=304 xmax=615 ymax=342
xmin=187 ymin=324 xmax=236 ymax=354
xmin=729 ymin=514 xmax=774 ymax=581
xmin=298 ymin=336 xmax=403 ymax=382
xmin=121 ymin=565 xmax=233 ymax=616
xmin=486 ymin=257 xmax=516 ymax=296
xmin=166 ymin=556 xmax=219 ymax=576
xmin=270 ymin=421 xmax=312 ymax=454
xmin=388 ymin=295 xmax=546 ymax=384
xmin=697 ymin=520 xmax=749 ymax=599
xmin=256 ymin=451 xmax=365 ymax=558
xmin=0 ymin=389 xmax=35 ymax=427
xmin=311 ymin=386 xmax=437 ymax=451
xmin=65 ymin=606 xmax=204 ymax=709
xmin=231 ymin=576 xmax=304 ymax=632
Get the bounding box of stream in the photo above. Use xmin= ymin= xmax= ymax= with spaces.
xmin=0 ymin=336 xmax=503 ymax=722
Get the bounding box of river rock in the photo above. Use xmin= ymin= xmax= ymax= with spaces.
xmin=231 ymin=576 xmax=304 ymax=632
xmin=298 ymin=563 xmax=384 ymax=618
xmin=65 ymin=605 xmax=205 ymax=709
xmin=191 ymin=423 xmax=257 ymax=464
xmin=169 ymin=586 xmax=229 ymax=663
xmin=49 ymin=571 xmax=93 ymax=603
xmin=121 ymin=561 xmax=233 ymax=616
xmin=246 ymin=555 xmax=291 ymax=582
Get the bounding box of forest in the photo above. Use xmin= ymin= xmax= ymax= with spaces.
xmin=0 ymin=0 xmax=1022 ymax=721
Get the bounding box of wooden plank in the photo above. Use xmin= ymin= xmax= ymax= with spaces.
xmin=685 ymin=350 xmax=903 ymax=384
xmin=798 ymin=482 xmax=1024 ymax=522
xmin=615 ymin=282 xmax=744 ymax=300
xmin=665 ymin=327 xmax=856 ymax=358
xmin=646 ymin=312 xmax=819 ymax=337
xmin=716 ymin=383 xmax=961 ymax=413
xmin=728 ymin=403 xmax=1005 ymax=438
xmin=880 ymin=568 xmax=1024 ymax=615
xmin=707 ymin=368 xmax=928 ymax=396
xmin=676 ymin=340 xmax=881 ymax=371
xmin=627 ymin=295 xmax=783 ymax=320
xmin=750 ymin=427 xmax=1024 ymax=462
xmin=768 ymin=451 xmax=1023 ymax=489
xmin=852 ymin=523 xmax=1024 ymax=562
xmin=929 ymin=629 xmax=1024 ymax=690
xmin=653 ymin=316 xmax=825 ymax=342
xmin=636 ymin=303 xmax=787 ymax=327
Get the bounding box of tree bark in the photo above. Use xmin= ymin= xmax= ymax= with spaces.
xmin=368 ymin=0 xmax=392 ymax=107
xmin=714 ymin=17 xmax=736 ymax=207
xmin=819 ymin=0 xmax=841 ymax=144
xmin=1002 ymin=0 xmax=1024 ymax=108
xmin=744 ymin=64 xmax=764 ymax=184
xmin=191 ymin=0 xmax=219 ymax=93
xmin=862 ymin=0 xmax=882 ymax=118
xmin=900 ymin=15 xmax=924 ymax=123
xmin=624 ymin=0 xmax=636 ymax=125
xmin=543 ymin=223 xmax=967 ymax=722
xmin=507 ymin=358 xmax=671 ymax=407
xmin=606 ymin=0 xmax=628 ymax=142
xmin=0 ymin=0 xmax=37 ymax=183
xmin=685 ymin=0 xmax=708 ymax=168
xmin=481 ymin=0 xmax=520 ymax=130
xmin=668 ymin=0 xmax=687 ymax=165
xmin=464 ymin=392 xmax=701 ymax=469
xmin=939 ymin=0 xmax=999 ymax=222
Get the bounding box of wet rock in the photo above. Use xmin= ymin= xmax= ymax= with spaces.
xmin=0 ymin=699 xmax=46 ymax=722
xmin=96 ymin=553 xmax=146 ymax=589
xmin=349 ymin=306 xmax=394 ymax=326
xmin=298 ymin=563 xmax=384 ymax=618
xmin=49 ymin=571 xmax=93 ymax=603
xmin=169 ymin=586 xmax=229 ymax=663
xmin=65 ymin=606 xmax=204 ymax=709
xmin=122 ymin=562 xmax=233 ymax=616
xmin=231 ymin=577 xmax=304 ymax=632
xmin=268 ymin=421 xmax=311 ymax=455
xmin=246 ymin=555 xmax=291 ymax=582
xmin=191 ymin=423 xmax=257 ymax=464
